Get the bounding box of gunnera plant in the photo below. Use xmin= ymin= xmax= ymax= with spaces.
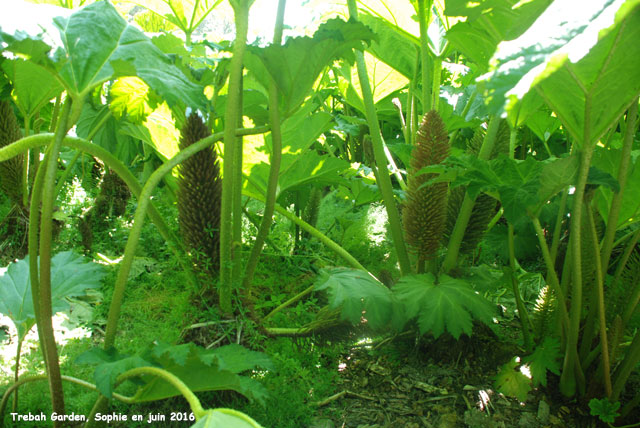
xmin=177 ymin=112 xmax=221 ymax=276
xmin=403 ymin=110 xmax=450 ymax=269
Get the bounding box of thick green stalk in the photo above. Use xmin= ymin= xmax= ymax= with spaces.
xmin=103 ymin=126 xmax=267 ymax=347
xmin=242 ymin=0 xmax=286 ymax=292
xmin=220 ymin=0 xmax=252 ymax=314
xmin=244 ymin=190 xmax=366 ymax=271
xmin=560 ymin=140 xmax=595 ymax=397
xmin=347 ymin=0 xmax=411 ymax=275
xmin=601 ymin=97 xmax=638 ymax=272
xmin=232 ymin=73 xmax=244 ymax=282
xmin=26 ymin=142 xmax=49 ymax=370
xmin=431 ymin=56 xmax=442 ymax=112
xmin=417 ymin=0 xmax=432 ymax=112
xmin=441 ymin=116 xmax=500 ymax=274
xmin=37 ymin=99 xmax=73 ymax=422
xmin=586 ymin=201 xmax=612 ymax=396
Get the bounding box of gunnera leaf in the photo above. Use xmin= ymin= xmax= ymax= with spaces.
xmin=177 ymin=113 xmax=221 ymax=275
xmin=393 ymin=274 xmax=495 ymax=339
xmin=403 ymin=110 xmax=450 ymax=261
xmin=0 ymin=100 xmax=24 ymax=206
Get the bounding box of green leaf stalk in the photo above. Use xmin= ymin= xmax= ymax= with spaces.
xmin=32 ymin=98 xmax=73 ymax=422
xmin=220 ymin=0 xmax=254 ymax=314
xmin=417 ymin=0 xmax=433 ymax=112
xmin=347 ymin=0 xmax=412 ymax=275
xmin=600 ymin=98 xmax=638 ymax=272
xmin=242 ymin=0 xmax=287 ymax=293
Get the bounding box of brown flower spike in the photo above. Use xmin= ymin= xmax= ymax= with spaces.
xmin=177 ymin=113 xmax=221 ymax=275
xmin=403 ymin=110 xmax=450 ymax=262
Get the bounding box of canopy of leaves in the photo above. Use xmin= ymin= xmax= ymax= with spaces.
xmin=77 ymin=342 xmax=272 ymax=404
xmin=314 ymin=268 xmax=399 ymax=331
xmin=481 ymin=0 xmax=640 ymax=146
xmin=392 ymin=274 xmax=495 ymax=339
xmin=0 ymin=251 xmax=105 ymax=339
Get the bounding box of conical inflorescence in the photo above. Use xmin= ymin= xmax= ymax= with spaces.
xmin=0 ymin=100 xmax=24 ymax=206
xmin=403 ymin=110 xmax=450 ymax=263
xmin=177 ymin=113 xmax=221 ymax=275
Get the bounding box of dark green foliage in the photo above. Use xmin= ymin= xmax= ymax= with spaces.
xmin=403 ymin=110 xmax=450 ymax=261
xmin=393 ymin=274 xmax=495 ymax=339
xmin=0 ymin=100 xmax=23 ymax=206
xmin=177 ymin=113 xmax=221 ymax=275
xmin=314 ymin=267 xmax=399 ymax=331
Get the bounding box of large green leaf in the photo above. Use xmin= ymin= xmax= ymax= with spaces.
xmin=393 ymin=274 xmax=495 ymax=339
xmin=0 ymin=251 xmax=105 ymax=339
xmin=78 ymin=342 xmax=271 ymax=404
xmin=191 ymin=409 xmax=263 ymax=428
xmin=1 ymin=59 xmax=63 ymax=119
xmin=1 ymin=1 xmax=204 ymax=107
xmin=481 ymin=0 xmax=640 ymax=146
xmin=75 ymin=347 xmax=149 ymax=399
xmin=444 ymin=0 xmax=551 ymax=69
xmin=245 ymin=18 xmax=376 ymax=115
xmin=358 ymin=14 xmax=419 ymax=79
xmin=314 ymin=268 xmax=399 ymax=330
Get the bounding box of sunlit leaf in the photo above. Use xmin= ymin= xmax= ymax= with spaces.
xmin=0 ymin=252 xmax=105 ymax=339
xmin=1 ymin=59 xmax=63 ymax=119
xmin=481 ymin=0 xmax=640 ymax=146
xmin=245 ymin=18 xmax=375 ymax=115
